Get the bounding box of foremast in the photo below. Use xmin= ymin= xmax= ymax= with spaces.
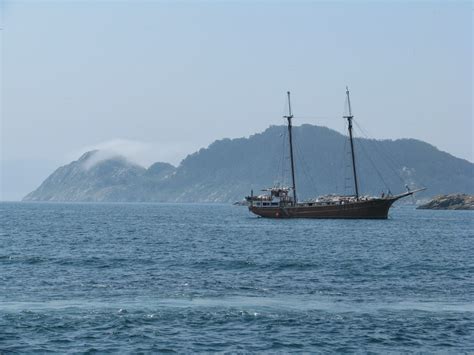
xmin=284 ymin=91 xmax=297 ymax=205
xmin=343 ymin=87 xmax=360 ymax=200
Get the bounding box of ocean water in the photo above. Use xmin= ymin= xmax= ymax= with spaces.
xmin=0 ymin=202 xmax=472 ymax=353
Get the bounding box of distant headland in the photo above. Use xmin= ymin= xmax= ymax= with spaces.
xmin=417 ymin=194 xmax=474 ymax=210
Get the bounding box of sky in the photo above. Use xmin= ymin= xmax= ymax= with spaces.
xmin=1 ymin=0 xmax=472 ymax=200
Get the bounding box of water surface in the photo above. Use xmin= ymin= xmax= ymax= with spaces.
xmin=1 ymin=202 xmax=472 ymax=352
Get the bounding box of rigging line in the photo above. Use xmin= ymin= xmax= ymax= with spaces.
xmin=339 ymin=132 xmax=349 ymax=195
xmin=352 ymin=120 xmax=403 ymax=181
xmin=280 ymin=127 xmax=288 ymax=186
xmin=355 ymin=131 xmax=404 ymax=191
xmin=356 ymin=135 xmax=391 ymax=192
xmin=292 ymin=116 xmax=340 ymax=121
xmin=354 ymin=121 xmax=405 ymax=171
xmin=275 ymin=116 xmax=287 ymax=184
xmin=340 ymin=119 xmax=348 ymax=194
xmin=353 ymin=143 xmax=363 ymax=196
xmin=341 ymin=118 xmax=357 ymax=195
xmin=297 ymin=144 xmax=317 ymax=196
xmin=346 ymin=118 xmax=363 ymax=196
xmin=281 ymin=117 xmax=290 ymax=188
xmin=293 ymin=132 xmax=319 ymax=198
xmin=340 ymin=114 xmax=350 ymax=195
xmin=353 ymin=122 xmax=407 ymax=186
xmin=275 ymin=124 xmax=287 ymax=187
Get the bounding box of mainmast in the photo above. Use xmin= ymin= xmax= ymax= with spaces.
xmin=284 ymin=91 xmax=297 ymax=205
xmin=343 ymin=86 xmax=360 ymax=199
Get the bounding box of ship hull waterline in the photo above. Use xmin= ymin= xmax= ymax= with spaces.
xmin=249 ymin=197 xmax=398 ymax=219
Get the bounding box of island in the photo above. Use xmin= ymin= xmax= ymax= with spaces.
xmin=23 ymin=125 xmax=474 ymax=203
xmin=417 ymin=194 xmax=474 ymax=210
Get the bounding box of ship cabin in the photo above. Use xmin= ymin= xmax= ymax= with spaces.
xmin=246 ymin=187 xmax=294 ymax=208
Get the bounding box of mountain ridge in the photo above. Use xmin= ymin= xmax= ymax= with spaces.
xmin=23 ymin=124 xmax=474 ymax=203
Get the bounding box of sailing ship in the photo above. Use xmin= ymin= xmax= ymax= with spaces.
xmin=245 ymin=88 xmax=425 ymax=219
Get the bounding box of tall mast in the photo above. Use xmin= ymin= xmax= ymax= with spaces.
xmin=284 ymin=91 xmax=297 ymax=205
xmin=343 ymin=86 xmax=359 ymax=199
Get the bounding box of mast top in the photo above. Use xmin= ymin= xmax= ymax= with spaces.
xmin=343 ymin=86 xmax=353 ymax=119
xmin=284 ymin=91 xmax=293 ymax=119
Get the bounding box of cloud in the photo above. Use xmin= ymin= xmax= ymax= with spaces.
xmin=70 ymin=138 xmax=194 ymax=169
xmin=78 ymin=139 xmax=152 ymax=169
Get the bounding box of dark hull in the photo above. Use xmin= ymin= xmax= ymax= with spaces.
xmin=249 ymin=198 xmax=398 ymax=219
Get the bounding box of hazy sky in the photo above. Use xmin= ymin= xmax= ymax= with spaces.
xmin=1 ymin=0 xmax=472 ymax=200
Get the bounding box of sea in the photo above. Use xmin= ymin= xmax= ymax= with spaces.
xmin=0 ymin=202 xmax=472 ymax=353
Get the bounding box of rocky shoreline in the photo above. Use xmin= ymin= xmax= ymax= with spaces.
xmin=417 ymin=194 xmax=474 ymax=210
